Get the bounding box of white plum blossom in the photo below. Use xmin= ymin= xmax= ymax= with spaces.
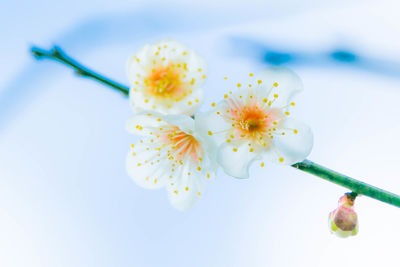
xmin=126 ymin=40 xmax=207 ymax=116
xmin=196 ymin=67 xmax=313 ymax=179
xmin=126 ymin=111 xmax=217 ymax=210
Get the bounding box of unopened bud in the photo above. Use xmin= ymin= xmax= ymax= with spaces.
xmin=328 ymin=193 xmax=358 ymax=238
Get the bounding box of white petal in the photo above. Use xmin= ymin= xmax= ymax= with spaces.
xmin=165 ymin=88 xmax=204 ymax=116
xmin=263 ymin=118 xmax=313 ymax=165
xmin=162 ymin=113 xmax=195 ymax=133
xmin=126 ymin=139 xmax=170 ymax=189
xmin=126 ymin=45 xmax=151 ymax=85
xmin=166 ymin=160 xmax=210 ymax=211
xmin=195 ymin=103 xmax=231 ymax=145
xmin=256 ymin=67 xmax=303 ymax=108
xmin=217 ymin=141 xmax=261 ymax=179
xmin=126 ymin=111 xmax=167 ymax=135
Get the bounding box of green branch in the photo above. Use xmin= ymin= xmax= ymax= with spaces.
xmin=292 ymin=160 xmax=400 ymax=207
xmin=31 ymin=46 xmax=129 ymax=96
xmin=31 ymin=45 xmax=400 ymax=208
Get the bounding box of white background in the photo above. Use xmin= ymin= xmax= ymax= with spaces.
xmin=1 ymin=0 xmax=399 ymax=266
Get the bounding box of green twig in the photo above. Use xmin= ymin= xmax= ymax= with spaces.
xmin=31 ymin=45 xmax=400 ymax=208
xmin=292 ymin=160 xmax=400 ymax=207
xmin=31 ymin=46 xmax=129 ymax=96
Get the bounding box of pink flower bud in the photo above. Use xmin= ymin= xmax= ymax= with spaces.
xmin=328 ymin=193 xmax=358 ymax=238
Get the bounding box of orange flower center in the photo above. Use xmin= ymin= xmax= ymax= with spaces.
xmin=160 ymin=126 xmax=202 ymax=163
xmin=146 ymin=64 xmax=186 ymax=101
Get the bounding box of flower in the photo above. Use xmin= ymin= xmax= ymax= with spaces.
xmin=328 ymin=193 xmax=359 ymax=238
xmin=126 ymin=39 xmax=207 ymax=116
xmin=196 ymin=67 xmax=313 ymax=178
xmin=126 ymin=111 xmax=217 ymax=210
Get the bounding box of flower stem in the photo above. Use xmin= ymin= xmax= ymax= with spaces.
xmin=30 ymin=46 xmax=400 ymax=208
xmin=31 ymin=46 xmax=130 ymax=96
xmin=292 ymin=159 xmax=400 ymax=208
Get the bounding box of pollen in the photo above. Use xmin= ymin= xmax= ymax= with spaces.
xmin=279 ymin=157 xmax=284 ymax=163
xmin=273 ymin=82 xmax=278 ymax=87
xmin=211 ymin=102 xmax=216 ymax=107
xmin=185 ymin=187 xmax=189 ymax=191
xmin=237 ymin=83 xmax=242 ymax=88
xmin=208 ymin=131 xmax=213 ymax=136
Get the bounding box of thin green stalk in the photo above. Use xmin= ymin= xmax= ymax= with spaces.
xmin=292 ymin=160 xmax=400 ymax=208
xmin=31 ymin=46 xmax=129 ymax=96
xmin=31 ymin=46 xmax=400 ymax=208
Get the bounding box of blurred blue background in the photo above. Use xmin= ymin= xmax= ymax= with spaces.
xmin=1 ymin=0 xmax=400 ymax=266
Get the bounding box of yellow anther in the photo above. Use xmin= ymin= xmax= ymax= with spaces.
xmin=273 ymin=94 xmax=278 ymax=98
xmin=237 ymin=83 xmax=242 ymax=88
xmin=211 ymin=102 xmax=216 ymax=107
xmin=279 ymin=157 xmax=284 ymax=163
xmin=285 ymin=111 xmax=290 ymax=116
xmin=224 ymin=94 xmax=228 ymax=99
xmin=257 ymin=80 xmax=262 ymax=84
xmin=249 ymin=73 xmax=254 ymax=77
xmin=261 ymin=162 xmax=264 ymax=167
xmin=174 ymin=190 xmax=178 ymax=194
xmin=131 ymin=144 xmax=135 ymax=148
xmin=144 ymin=99 xmax=149 ymax=103
xmin=293 ymin=129 xmax=298 ymax=134
xmin=291 ymin=102 xmax=296 ymax=106
xmin=197 ymin=166 xmax=201 ymax=171
xmin=249 ymin=148 xmax=254 ymax=152
xmin=233 ymin=148 xmax=238 ymax=152
xmin=208 ymin=131 xmax=213 ymax=136
xmin=154 ymin=179 xmax=157 ymax=184
xmin=185 ymin=187 xmax=189 ymax=191
xmin=263 ymin=98 xmax=268 ymax=103
xmin=273 ymin=82 xmax=278 ymax=87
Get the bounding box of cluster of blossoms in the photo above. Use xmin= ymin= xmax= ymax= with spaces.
xmin=125 ymin=39 xmax=313 ymax=210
